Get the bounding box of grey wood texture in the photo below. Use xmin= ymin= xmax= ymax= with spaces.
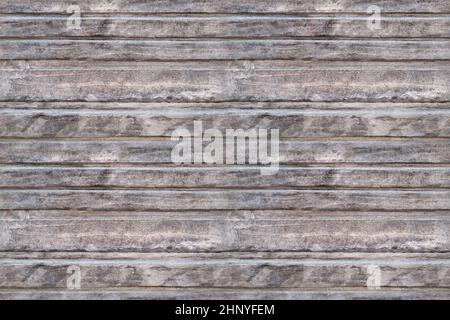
xmin=2 ymin=105 xmax=450 ymax=137
xmin=0 ymin=0 xmax=449 ymax=300
xmin=1 ymin=1 xmax=449 ymax=14
xmin=1 ymin=288 xmax=449 ymax=300
xmin=1 ymin=166 xmax=449 ymax=188
xmin=2 ymin=140 xmax=450 ymax=164
xmin=2 ymin=189 xmax=450 ymax=211
xmin=0 ymin=211 xmax=449 ymax=252
xmin=2 ymin=16 xmax=449 ymax=38
xmin=1 ymin=61 xmax=449 ymax=102
xmin=2 ymin=39 xmax=450 ymax=61
xmin=1 ymin=254 xmax=449 ymax=289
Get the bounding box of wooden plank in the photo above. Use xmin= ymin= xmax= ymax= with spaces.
xmin=1 ymin=288 xmax=448 ymax=300
xmin=0 ymin=254 xmax=449 ymax=289
xmin=1 ymin=101 xmax=447 ymax=110
xmin=1 ymin=288 xmax=449 ymax=300
xmin=1 ymin=189 xmax=450 ymax=211
xmin=0 ymin=211 xmax=448 ymax=252
xmin=1 ymin=166 xmax=450 ymax=188
xmin=2 ymin=39 xmax=450 ymax=61
xmin=2 ymin=106 xmax=450 ymax=138
xmin=2 ymin=16 xmax=449 ymax=39
xmin=1 ymin=1 xmax=449 ymax=14
xmin=3 ymin=252 xmax=449 ymax=260
xmin=1 ymin=61 xmax=449 ymax=102
xmin=1 ymin=1 xmax=449 ymax=302
xmin=1 ymin=139 xmax=450 ymax=164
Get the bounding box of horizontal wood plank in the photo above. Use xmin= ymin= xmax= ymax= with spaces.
xmin=1 ymin=140 xmax=449 ymax=164
xmin=3 ymin=39 xmax=450 ymax=62
xmin=1 ymin=61 xmax=449 ymax=102
xmin=2 ymin=39 xmax=450 ymax=61
xmin=0 ymin=211 xmax=448 ymax=252
xmin=0 ymin=254 xmax=449 ymax=289
xmin=1 ymin=101 xmax=447 ymax=110
xmin=1 ymin=189 xmax=450 ymax=211
xmin=1 ymin=288 xmax=449 ymax=300
xmin=2 ymin=16 xmax=449 ymax=39
xmin=1 ymin=166 xmax=450 ymax=188
xmin=3 ymin=252 xmax=449 ymax=260
xmin=2 ymin=106 xmax=450 ymax=138
xmin=1 ymin=1 xmax=449 ymax=14
xmin=2 ymin=0 xmax=450 ymax=301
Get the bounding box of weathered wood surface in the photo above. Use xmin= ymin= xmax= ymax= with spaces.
xmin=0 ymin=211 xmax=449 ymax=252
xmin=0 ymin=253 xmax=449 ymax=289
xmin=1 ymin=1 xmax=449 ymax=14
xmin=2 ymin=189 xmax=450 ymax=211
xmin=2 ymin=139 xmax=450 ymax=164
xmin=5 ymin=101 xmax=447 ymax=110
xmin=2 ymin=16 xmax=449 ymax=38
xmin=1 ymin=0 xmax=449 ymax=300
xmin=2 ymin=106 xmax=450 ymax=138
xmin=1 ymin=61 xmax=449 ymax=102
xmin=3 ymin=40 xmax=450 ymax=61
xmin=2 ymin=288 xmax=449 ymax=300
xmin=1 ymin=166 xmax=450 ymax=188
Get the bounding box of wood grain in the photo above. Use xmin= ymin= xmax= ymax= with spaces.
xmin=1 ymin=0 xmax=449 ymax=300
xmin=1 ymin=288 xmax=449 ymax=300
xmin=3 ymin=40 xmax=450 ymax=61
xmin=1 ymin=139 xmax=449 ymax=164
xmin=2 ymin=106 xmax=450 ymax=138
xmin=1 ymin=166 xmax=449 ymax=188
xmin=0 ymin=253 xmax=449 ymax=289
xmin=2 ymin=16 xmax=449 ymax=39
xmin=0 ymin=211 xmax=448 ymax=252
xmin=1 ymin=61 xmax=449 ymax=102
xmin=1 ymin=1 xmax=449 ymax=14
xmin=1 ymin=189 xmax=450 ymax=211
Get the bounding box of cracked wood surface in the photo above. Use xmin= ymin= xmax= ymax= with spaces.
xmin=0 ymin=0 xmax=449 ymax=300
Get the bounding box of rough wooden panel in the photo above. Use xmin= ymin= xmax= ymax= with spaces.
xmin=1 ymin=140 xmax=450 ymax=164
xmin=1 ymin=189 xmax=450 ymax=211
xmin=2 ymin=39 xmax=450 ymax=61
xmin=4 ymin=41 xmax=450 ymax=65
xmin=1 ymin=166 xmax=450 ymax=188
xmin=1 ymin=288 xmax=449 ymax=300
xmin=0 ymin=211 xmax=448 ymax=252
xmin=3 ymin=252 xmax=448 ymax=260
xmin=0 ymin=254 xmax=449 ymax=289
xmin=2 ymin=16 xmax=449 ymax=38
xmin=2 ymin=106 xmax=450 ymax=138
xmin=1 ymin=101 xmax=447 ymax=110
xmin=2 ymin=0 xmax=449 ymax=301
xmin=1 ymin=61 xmax=449 ymax=102
xmin=1 ymin=1 xmax=449 ymax=14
